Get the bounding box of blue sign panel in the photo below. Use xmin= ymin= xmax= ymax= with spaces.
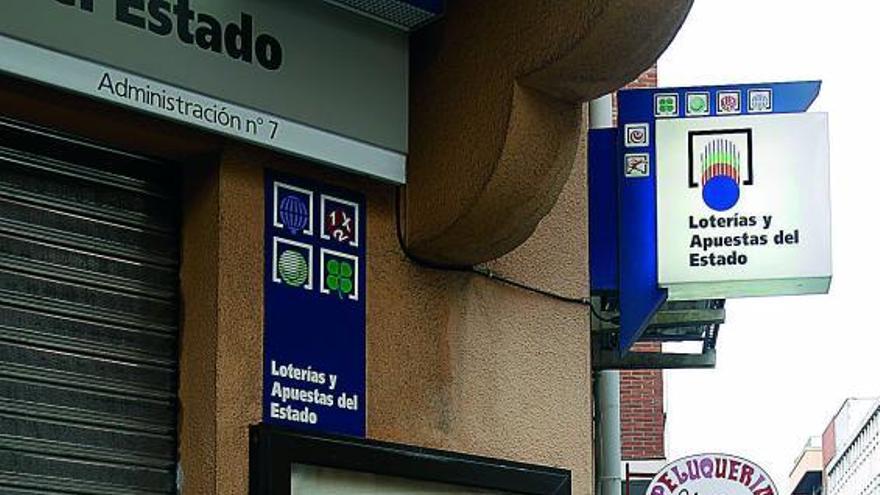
xmin=263 ymin=170 xmax=366 ymax=437
xmin=617 ymin=88 xmax=669 ymax=357
xmin=588 ymin=128 xmax=619 ymax=293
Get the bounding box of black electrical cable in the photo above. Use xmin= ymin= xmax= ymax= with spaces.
xmin=394 ymin=187 xmax=619 ymax=325
xmin=392 ymin=186 xmax=473 ymax=273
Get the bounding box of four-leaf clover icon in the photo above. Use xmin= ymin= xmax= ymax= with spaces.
xmin=326 ymin=259 xmax=354 ymax=299
xmin=658 ymin=97 xmax=676 ymax=114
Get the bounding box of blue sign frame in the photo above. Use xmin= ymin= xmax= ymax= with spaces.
xmin=263 ymin=170 xmax=367 ymax=437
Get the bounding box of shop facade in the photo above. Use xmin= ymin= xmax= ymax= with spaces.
xmin=0 ymin=1 xmax=694 ymax=493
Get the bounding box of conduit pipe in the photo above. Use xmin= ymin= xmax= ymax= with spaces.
xmin=590 ymin=94 xmax=621 ymax=495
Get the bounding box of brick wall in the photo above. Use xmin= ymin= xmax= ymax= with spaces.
xmin=620 ymin=342 xmax=665 ymax=460
xmin=629 ymin=67 xmax=658 ymax=88
xmin=618 ymin=66 xmax=665 ymax=461
xmin=612 ymin=66 xmax=658 ymax=124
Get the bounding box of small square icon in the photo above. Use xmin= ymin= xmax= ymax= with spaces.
xmin=624 ymin=153 xmax=650 ymax=178
xmin=273 ymin=238 xmax=313 ymax=290
xmin=274 ymin=182 xmax=313 ymax=236
xmin=654 ymin=93 xmax=679 ymax=118
xmin=685 ymin=92 xmax=710 ymax=116
xmin=320 ymin=249 xmax=359 ymax=301
xmin=624 ymin=123 xmax=650 ymax=148
xmin=748 ymin=89 xmax=773 ymax=113
xmin=321 ymin=195 xmax=359 ymax=248
xmin=717 ymin=91 xmax=741 ymax=115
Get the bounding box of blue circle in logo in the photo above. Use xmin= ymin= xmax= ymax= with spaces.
xmin=702 ymin=176 xmax=740 ymax=211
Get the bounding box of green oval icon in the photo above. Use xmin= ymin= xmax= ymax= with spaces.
xmin=278 ymin=250 xmax=309 ymax=287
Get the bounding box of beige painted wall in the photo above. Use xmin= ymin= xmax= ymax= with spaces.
xmin=406 ymin=0 xmax=693 ymax=266
xmin=190 ymin=111 xmax=592 ymax=493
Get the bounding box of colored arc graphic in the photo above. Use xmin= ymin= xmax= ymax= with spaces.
xmin=701 ymin=139 xmax=742 ymax=211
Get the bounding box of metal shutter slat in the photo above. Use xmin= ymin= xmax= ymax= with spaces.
xmin=0 ymin=461 xmax=172 ymax=494
xmin=0 ymin=306 xmax=175 ymax=361
xmin=0 ymin=146 xmax=172 ymax=199
xmin=0 ymin=234 xmax=177 ymax=293
xmin=0 ymin=182 xmax=173 ymax=235
xmin=0 ymin=199 xmax=177 ymax=267
xmin=0 ymin=252 xmax=175 ymax=301
xmin=0 ymin=289 xmax=176 ymax=335
xmin=0 ymin=377 xmax=175 ymax=427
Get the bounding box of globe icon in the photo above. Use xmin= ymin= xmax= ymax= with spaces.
xmin=279 ymin=195 xmax=309 ymax=235
xmin=278 ymin=250 xmax=309 ymax=287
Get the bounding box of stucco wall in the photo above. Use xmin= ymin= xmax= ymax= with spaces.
xmin=406 ymin=0 xmax=693 ymax=266
xmin=179 ymin=162 xmax=220 ymax=495
xmin=196 ymin=124 xmax=592 ymax=493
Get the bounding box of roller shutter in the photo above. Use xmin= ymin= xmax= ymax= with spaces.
xmin=0 ymin=118 xmax=179 ymax=494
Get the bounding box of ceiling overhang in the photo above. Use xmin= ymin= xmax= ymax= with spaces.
xmin=404 ymin=0 xmax=696 ymax=266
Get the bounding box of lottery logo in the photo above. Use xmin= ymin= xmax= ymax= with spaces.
xmin=321 ymin=195 xmax=359 ymax=247
xmin=748 ymin=89 xmax=773 ymax=113
xmin=274 ymin=182 xmax=313 ymax=236
xmin=688 ymin=129 xmax=754 ymax=212
xmin=717 ymin=91 xmax=741 ymax=115
xmin=686 ymin=92 xmax=710 ymax=116
xmin=625 ymin=123 xmax=650 ymax=147
xmin=624 ymin=153 xmax=650 ymax=178
xmin=654 ymin=93 xmax=679 ymax=118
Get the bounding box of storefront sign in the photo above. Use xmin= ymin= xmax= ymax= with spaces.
xmin=589 ymin=81 xmax=829 ymax=354
xmin=0 ymin=1 xmax=407 ymax=183
xmin=656 ymin=113 xmax=831 ymax=299
xmin=647 ymin=454 xmax=778 ymax=495
xmin=263 ymin=171 xmax=366 ymax=437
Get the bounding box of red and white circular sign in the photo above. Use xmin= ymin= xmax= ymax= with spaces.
xmin=647 ymin=454 xmax=778 ymax=495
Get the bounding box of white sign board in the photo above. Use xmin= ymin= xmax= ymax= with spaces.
xmin=647 ymin=454 xmax=778 ymax=495
xmin=656 ymin=112 xmax=831 ymax=300
xmin=0 ymin=1 xmax=408 ymax=183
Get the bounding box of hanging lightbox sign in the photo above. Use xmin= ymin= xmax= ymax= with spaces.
xmin=647 ymin=454 xmax=778 ymax=495
xmin=588 ymin=80 xmax=831 ymax=355
xmin=656 ymin=112 xmax=831 ymax=300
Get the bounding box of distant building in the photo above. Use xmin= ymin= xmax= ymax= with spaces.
xmin=792 ymin=398 xmax=880 ymax=495
xmin=790 ymin=436 xmax=823 ymax=495
xmin=824 ymin=398 xmax=880 ymax=495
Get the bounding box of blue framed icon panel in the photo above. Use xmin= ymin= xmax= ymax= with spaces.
xmin=264 ymin=170 xmax=367 ymax=437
